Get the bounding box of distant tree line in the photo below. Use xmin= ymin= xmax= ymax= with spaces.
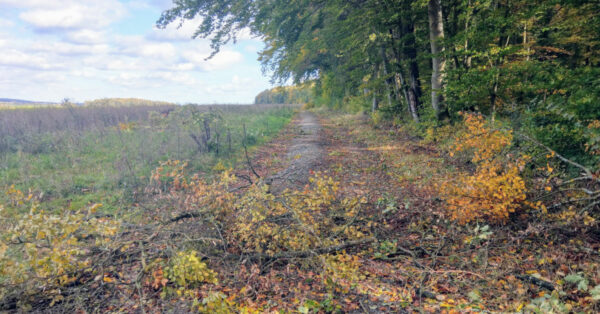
xmin=84 ymin=98 xmax=174 ymax=107
xmin=254 ymin=84 xmax=314 ymax=105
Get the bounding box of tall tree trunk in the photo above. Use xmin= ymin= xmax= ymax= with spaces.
xmin=389 ymin=29 xmax=412 ymax=114
xmin=403 ymin=23 xmax=422 ymax=122
xmin=380 ymin=47 xmax=393 ymax=107
xmin=372 ymin=67 xmax=380 ymax=112
xmin=464 ymin=0 xmax=473 ymax=68
xmin=372 ymin=95 xmax=379 ymax=112
xmin=428 ymin=0 xmax=447 ymax=120
xmin=390 ymin=28 xmax=420 ymax=122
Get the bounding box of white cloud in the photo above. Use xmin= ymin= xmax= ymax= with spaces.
xmin=125 ymin=0 xmax=172 ymax=11
xmin=0 ymin=17 xmax=14 ymax=28
xmin=214 ymin=75 xmax=254 ymax=93
xmin=107 ymin=71 xmax=197 ymax=88
xmin=0 ymin=0 xmax=269 ymax=103
xmin=31 ymin=71 xmax=66 ymax=83
xmin=183 ymin=50 xmax=243 ymax=71
xmin=83 ymin=55 xmax=144 ymax=71
xmin=169 ymin=62 xmax=196 ymax=71
xmin=0 ymin=0 xmax=57 ymax=9
xmin=149 ymin=17 xmax=203 ymax=42
xmin=29 ymin=41 xmax=111 ymax=56
xmin=0 ymin=49 xmax=61 ymax=70
xmin=206 ymin=50 xmax=243 ymax=70
xmin=235 ymin=28 xmax=255 ymax=41
xmin=66 ymin=29 xmax=106 ymax=44
xmin=139 ymin=42 xmax=177 ymax=59
xmin=17 ymin=1 xmax=125 ymax=31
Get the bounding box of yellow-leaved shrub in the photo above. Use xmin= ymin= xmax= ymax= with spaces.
xmin=165 ymin=250 xmax=218 ymax=288
xmin=233 ymin=173 xmax=368 ymax=256
xmin=153 ymin=162 xmax=370 ymax=257
xmin=440 ymin=113 xmax=528 ymax=224
xmin=0 ymin=190 xmax=120 ymax=305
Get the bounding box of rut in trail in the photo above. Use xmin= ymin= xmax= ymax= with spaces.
xmin=266 ymin=111 xmax=323 ymax=193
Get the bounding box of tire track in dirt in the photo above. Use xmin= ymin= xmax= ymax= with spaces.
xmin=266 ymin=111 xmax=323 ymax=193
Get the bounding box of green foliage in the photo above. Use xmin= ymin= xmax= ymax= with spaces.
xmin=165 ymin=251 xmax=218 ymax=288
xmin=299 ymin=295 xmax=341 ymax=314
xmin=255 ymin=83 xmax=314 ymax=105
xmin=525 ymin=291 xmax=570 ymax=313
xmin=165 ymin=0 xmax=600 ymax=165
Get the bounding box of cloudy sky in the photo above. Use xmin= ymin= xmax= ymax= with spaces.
xmin=0 ymin=0 xmax=272 ymax=104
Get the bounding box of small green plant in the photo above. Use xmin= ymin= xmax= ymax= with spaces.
xmin=195 ymin=291 xmax=232 ymax=313
xmin=525 ymin=273 xmax=600 ymax=312
xmin=376 ymin=193 xmax=397 ymax=214
xmin=525 ymin=291 xmax=569 ymax=313
xmin=298 ymin=295 xmax=341 ymax=313
xmin=563 ymin=272 xmax=600 ymax=298
xmin=165 ymin=250 xmax=218 ymax=288
xmin=464 ymin=224 xmax=493 ymax=245
xmin=374 ymin=240 xmax=398 ymax=259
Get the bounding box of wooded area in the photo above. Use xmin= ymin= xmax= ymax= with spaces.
xmin=160 ymin=0 xmax=599 ymax=165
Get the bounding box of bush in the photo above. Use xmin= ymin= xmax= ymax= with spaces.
xmin=165 ymin=251 xmax=218 ymax=288
xmin=0 ymin=193 xmax=120 ymax=308
xmin=440 ymin=113 xmax=528 ymax=224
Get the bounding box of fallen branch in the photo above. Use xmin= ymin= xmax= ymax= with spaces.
xmin=517 ymin=274 xmax=555 ymax=291
xmin=414 ymin=288 xmax=437 ymax=300
xmin=516 ymin=131 xmax=598 ymax=183
xmin=243 ymin=123 xmax=260 ymax=179
xmin=166 ymin=211 xmax=204 ymax=224
xmin=231 ymin=237 xmax=375 ymax=261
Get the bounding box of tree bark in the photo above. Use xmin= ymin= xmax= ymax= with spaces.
xmin=401 ymin=12 xmax=423 ymax=122
xmin=390 ymin=27 xmax=420 ymax=123
xmin=380 ymin=47 xmax=394 ymax=107
xmin=388 ymin=29 xmax=414 ymax=120
xmin=428 ymin=0 xmax=447 ymax=120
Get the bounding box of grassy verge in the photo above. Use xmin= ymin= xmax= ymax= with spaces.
xmin=0 ymin=104 xmax=296 ymax=215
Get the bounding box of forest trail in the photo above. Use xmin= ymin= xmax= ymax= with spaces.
xmin=267 ymin=111 xmax=323 ymax=193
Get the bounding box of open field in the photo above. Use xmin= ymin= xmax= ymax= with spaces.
xmin=0 ymin=103 xmax=297 ymax=215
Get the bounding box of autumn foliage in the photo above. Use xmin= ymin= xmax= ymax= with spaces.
xmin=0 ymin=191 xmax=120 ymax=307
xmin=150 ymin=161 xmax=370 ymax=257
xmin=440 ymin=113 xmax=528 ymax=224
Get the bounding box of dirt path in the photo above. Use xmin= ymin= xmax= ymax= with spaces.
xmin=266 ymin=111 xmax=323 ymax=193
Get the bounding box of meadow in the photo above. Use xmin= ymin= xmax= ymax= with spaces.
xmin=0 ymin=103 xmax=296 ymax=215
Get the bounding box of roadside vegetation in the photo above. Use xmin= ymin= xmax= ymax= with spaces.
xmin=0 ymin=102 xmax=295 ymax=214
xmin=1 ymin=0 xmax=599 ymax=312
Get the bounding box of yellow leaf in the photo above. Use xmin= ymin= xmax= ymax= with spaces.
xmin=89 ymin=203 xmax=103 ymax=214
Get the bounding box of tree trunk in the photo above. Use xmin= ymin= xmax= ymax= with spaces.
xmin=398 ymin=2 xmax=423 ymax=122
xmin=428 ymin=0 xmax=446 ymax=120
xmin=388 ymin=29 xmax=412 ymax=116
xmin=372 ymin=95 xmax=379 ymax=112
xmin=404 ymin=27 xmax=422 ymax=122
xmin=390 ymin=28 xmax=420 ymax=122
xmin=464 ymin=0 xmax=473 ymax=68
xmin=380 ymin=47 xmax=394 ymax=107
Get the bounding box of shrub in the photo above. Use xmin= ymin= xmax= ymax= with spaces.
xmin=0 ymin=193 xmax=120 ymax=308
xmin=165 ymin=251 xmax=218 ymax=288
xmin=440 ymin=113 xmax=528 ymax=224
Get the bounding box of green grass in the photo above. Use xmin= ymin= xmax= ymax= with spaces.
xmin=0 ymin=105 xmax=296 ymax=215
